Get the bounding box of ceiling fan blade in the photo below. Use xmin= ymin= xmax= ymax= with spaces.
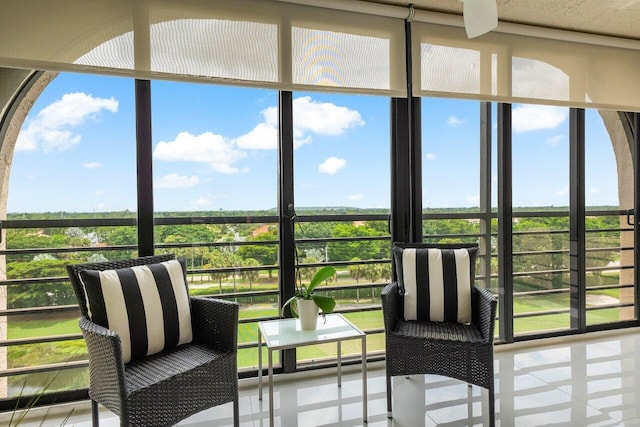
xmin=462 ymin=0 xmax=498 ymax=38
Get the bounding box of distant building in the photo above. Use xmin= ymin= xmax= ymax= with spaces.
xmin=251 ymin=225 xmax=270 ymax=237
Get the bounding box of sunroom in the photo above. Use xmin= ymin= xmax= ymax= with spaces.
xmin=1 ymin=0 xmax=640 ymax=425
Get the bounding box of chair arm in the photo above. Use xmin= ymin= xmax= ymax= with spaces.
xmin=381 ymin=283 xmax=400 ymax=332
xmin=472 ymin=286 xmax=497 ymax=343
xmin=191 ymin=297 xmax=239 ymax=353
xmin=79 ymin=316 xmax=127 ymax=408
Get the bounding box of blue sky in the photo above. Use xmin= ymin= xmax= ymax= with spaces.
xmin=9 ymin=72 xmax=620 ymax=213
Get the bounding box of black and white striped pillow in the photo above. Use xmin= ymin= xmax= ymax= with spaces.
xmin=393 ymin=244 xmax=478 ymax=324
xmin=79 ymin=259 xmax=192 ymax=363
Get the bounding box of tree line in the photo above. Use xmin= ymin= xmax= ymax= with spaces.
xmin=4 ymin=210 xmax=624 ymax=308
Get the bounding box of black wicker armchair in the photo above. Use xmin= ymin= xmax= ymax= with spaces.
xmin=381 ymin=243 xmax=497 ymax=426
xmin=67 ymin=254 xmax=240 ymax=427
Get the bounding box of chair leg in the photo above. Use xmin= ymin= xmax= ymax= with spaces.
xmin=488 ymin=385 xmax=495 ymax=427
xmin=386 ymin=373 xmax=393 ymax=418
xmin=233 ymin=395 xmax=240 ymax=427
xmin=91 ymin=399 xmax=99 ymax=427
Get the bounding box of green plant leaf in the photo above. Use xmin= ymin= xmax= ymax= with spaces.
xmin=282 ymin=266 xmax=336 ymax=318
xmin=9 ymin=369 xmax=70 ymax=427
xmin=307 ymin=266 xmax=336 ymax=294
xmin=312 ymin=294 xmax=335 ymax=314
xmin=281 ymin=294 xmax=302 ymax=318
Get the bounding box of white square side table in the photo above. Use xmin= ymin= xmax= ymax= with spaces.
xmin=257 ymin=313 xmax=367 ymax=426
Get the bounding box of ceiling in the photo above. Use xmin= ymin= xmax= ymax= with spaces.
xmin=365 ymin=0 xmax=640 ymax=40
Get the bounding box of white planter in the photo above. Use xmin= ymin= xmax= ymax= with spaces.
xmin=297 ymin=299 xmax=319 ymax=330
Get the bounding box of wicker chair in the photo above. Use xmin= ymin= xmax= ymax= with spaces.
xmin=381 ymin=246 xmax=497 ymax=426
xmin=67 ymin=254 xmax=240 ymax=427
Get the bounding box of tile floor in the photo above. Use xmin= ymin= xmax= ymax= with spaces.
xmin=6 ymin=327 xmax=640 ymax=426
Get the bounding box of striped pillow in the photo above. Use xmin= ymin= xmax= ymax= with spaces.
xmin=79 ymin=259 xmax=193 ymax=363
xmin=393 ymin=244 xmax=478 ymax=324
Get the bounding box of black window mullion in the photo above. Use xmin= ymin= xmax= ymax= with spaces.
xmin=390 ymin=98 xmax=411 ymax=245
xmin=390 ymin=97 xmax=421 ymax=245
xmin=410 ymin=97 xmax=423 ymax=242
xmin=480 ymin=102 xmax=493 ymax=290
xmin=497 ymin=103 xmax=514 ymax=343
xmin=135 ymin=79 xmax=154 ymax=257
xmin=393 ymin=17 xmax=422 ymax=246
xmin=278 ymin=90 xmax=297 ymax=372
xmin=570 ymin=108 xmax=586 ymax=331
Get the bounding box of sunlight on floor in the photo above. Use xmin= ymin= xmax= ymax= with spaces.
xmin=4 ymin=328 xmax=640 ymax=426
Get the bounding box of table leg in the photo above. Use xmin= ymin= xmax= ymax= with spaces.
xmin=268 ymin=349 xmax=274 ymax=427
xmin=337 ymin=340 xmax=342 ymax=387
xmin=258 ymin=329 xmax=263 ymax=400
xmin=362 ymin=335 xmax=367 ymax=422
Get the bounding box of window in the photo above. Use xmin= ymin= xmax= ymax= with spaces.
xmin=151 ymin=81 xmax=279 ymax=370
xmin=3 ymin=72 xmax=135 ymax=398
xmin=584 ymin=109 xmax=635 ymax=325
xmin=421 ymin=99 xmax=492 ymax=293
xmin=292 ymin=92 xmax=390 ymax=363
xmin=511 ymin=104 xmax=571 ymax=335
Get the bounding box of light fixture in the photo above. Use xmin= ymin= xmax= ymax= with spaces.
xmin=460 ymin=0 xmax=498 ymax=38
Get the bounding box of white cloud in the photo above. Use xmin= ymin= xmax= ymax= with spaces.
xmin=547 ymin=134 xmax=565 ymax=147
xmin=236 ymin=96 xmax=364 ymax=150
xmin=16 ymin=92 xmax=118 ymax=152
xmin=192 ymin=196 xmax=214 ymax=208
xmin=318 ymin=157 xmax=346 ymax=175
xmin=15 ymin=132 xmax=38 ymax=151
xmin=155 ymin=97 xmax=363 ymax=176
xmin=236 ymin=122 xmax=278 ymax=150
xmin=512 ymin=105 xmax=568 ymax=133
xmin=292 ymin=129 xmax=313 ymax=149
xmin=425 ymin=153 xmax=436 ymax=160
xmin=348 ymin=194 xmax=364 ymax=201
xmin=154 ymin=131 xmax=247 ymax=174
xmin=189 ymin=193 xmax=228 ymax=209
xmin=555 ymin=186 xmax=569 ymax=196
xmin=293 ymin=97 xmax=364 ymax=135
xmin=82 ymin=161 xmax=102 ymax=169
xmin=91 ymin=190 xmax=105 ymax=196
xmin=156 ymin=173 xmax=200 ymax=189
xmin=589 ymin=187 xmax=601 ymax=194
xmin=262 ymin=103 xmax=278 ymax=126
xmin=447 ymin=116 xmax=465 ymax=127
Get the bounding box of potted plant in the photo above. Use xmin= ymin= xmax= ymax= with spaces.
xmin=281 ymin=265 xmax=336 ymax=330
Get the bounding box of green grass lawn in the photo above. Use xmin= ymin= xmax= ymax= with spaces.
xmin=8 ymin=297 xmax=626 ymax=344
xmin=8 ymin=317 xmax=80 ymax=339
xmin=509 ymin=289 xmax=622 ymax=334
xmin=6 ymin=290 xmax=630 ymax=375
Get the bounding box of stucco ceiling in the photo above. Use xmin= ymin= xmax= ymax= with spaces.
xmin=366 ymin=0 xmax=640 ymax=39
